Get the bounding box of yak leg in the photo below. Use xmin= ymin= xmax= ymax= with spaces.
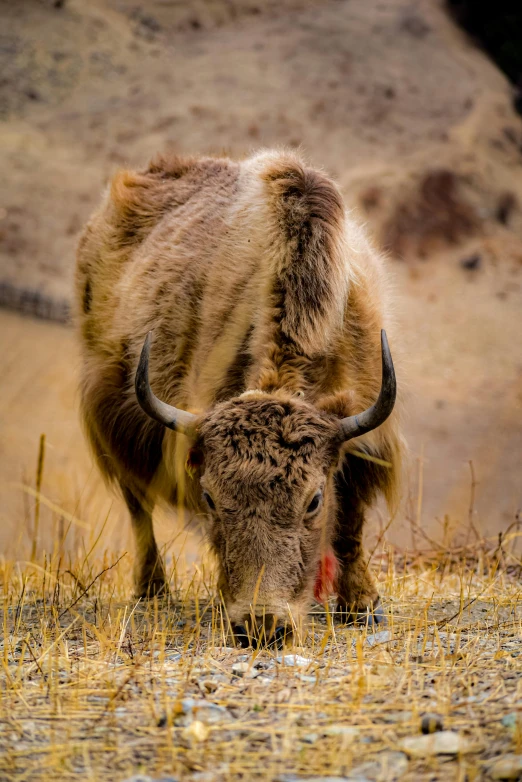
xmin=333 ymin=493 xmax=384 ymax=627
xmin=121 ymin=486 xmax=168 ymax=598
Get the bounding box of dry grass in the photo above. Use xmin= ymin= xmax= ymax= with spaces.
xmin=1 ymin=502 xmax=521 ymax=782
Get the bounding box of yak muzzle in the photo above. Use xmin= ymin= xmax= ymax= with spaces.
xmin=232 ymin=614 xmax=292 ymax=649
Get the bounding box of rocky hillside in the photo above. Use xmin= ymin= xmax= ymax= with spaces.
xmin=1 ymin=0 xmax=521 ymax=302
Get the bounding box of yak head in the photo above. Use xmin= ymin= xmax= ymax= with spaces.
xmin=135 ymin=331 xmax=395 ymax=646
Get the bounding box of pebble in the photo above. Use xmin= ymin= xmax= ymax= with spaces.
xmin=253 ymin=660 xmax=273 ymax=670
xmin=321 ymin=726 xmax=358 ymax=742
xmin=381 ymin=710 xmax=413 ymax=725
xmin=348 ymin=751 xmax=408 ymax=780
xmin=231 ymin=661 xmax=258 ymax=678
xmin=174 ymin=698 xmax=229 ymax=725
xmin=212 ymin=646 xmax=238 ymax=654
xmin=191 ymin=774 xmax=219 ymax=782
xmin=250 ymin=675 xmax=271 ymax=685
xmin=297 ymin=674 xmax=318 ymax=683
xmin=199 ymin=679 xmax=220 ymax=693
xmin=364 ymin=630 xmax=392 ymax=647
xmin=164 ymin=651 xmax=182 ymax=662
xmin=301 ymin=732 xmax=320 ymax=744
xmin=122 ymin=777 xmax=180 ymax=782
xmin=275 ymin=654 xmax=312 ymax=667
xmin=275 ymin=777 xmax=350 ymax=782
xmin=182 ymin=719 xmax=209 ymax=742
xmin=400 ymin=730 xmax=469 ymax=757
xmin=421 ymin=712 xmax=444 ymax=734
xmin=489 ymin=755 xmax=522 ymax=780
xmin=501 ymin=713 xmax=517 ymax=729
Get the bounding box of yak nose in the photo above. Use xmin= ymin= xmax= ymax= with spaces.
xmin=232 ymin=615 xmax=291 ymax=649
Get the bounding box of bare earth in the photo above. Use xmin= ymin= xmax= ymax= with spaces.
xmin=1 ymin=0 xmax=521 ymax=554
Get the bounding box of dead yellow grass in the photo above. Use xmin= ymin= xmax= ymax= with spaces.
xmin=1 ymin=500 xmax=521 ymax=782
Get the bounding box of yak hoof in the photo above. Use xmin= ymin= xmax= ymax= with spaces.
xmin=134 ymin=578 xmax=169 ymax=600
xmin=233 ymin=624 xmax=251 ymax=648
xmin=365 ymin=603 xmax=386 ymax=628
xmin=265 ymin=625 xmax=290 ymax=649
xmin=232 ymin=623 xmax=290 ymax=649
xmin=337 ymin=600 xmax=387 ymax=628
xmin=274 ymin=625 xmax=289 ymax=649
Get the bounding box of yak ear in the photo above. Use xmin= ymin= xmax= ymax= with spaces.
xmin=187 ymin=446 xmax=204 ymax=468
xmin=185 ymin=446 xmax=205 ymax=479
xmin=316 ymin=390 xmax=356 ymax=419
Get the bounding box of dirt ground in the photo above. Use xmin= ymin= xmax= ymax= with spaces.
xmin=1 ymin=529 xmax=522 ymax=782
xmin=0 ymin=0 xmax=521 ymax=552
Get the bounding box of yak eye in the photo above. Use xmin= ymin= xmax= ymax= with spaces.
xmin=202 ymin=491 xmax=216 ymax=511
xmin=306 ymin=491 xmax=323 ymax=516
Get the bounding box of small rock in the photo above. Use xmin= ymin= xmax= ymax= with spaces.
xmin=322 ymin=726 xmax=359 ymax=749
xmin=489 ymin=755 xmax=522 ymax=780
xmin=231 ymin=661 xmax=259 ymax=678
xmin=275 ymin=777 xmax=350 ymax=782
xmin=421 ymin=713 xmax=444 ymax=734
xmin=164 ymin=651 xmax=182 ymax=662
xmin=364 ymin=630 xmax=392 ymax=647
xmin=232 ymin=661 xmax=249 ymax=675
xmin=401 ymin=730 xmax=469 ymax=757
xmin=253 ymin=660 xmax=273 ymax=670
xmin=121 ymin=777 xmax=153 ymax=782
xmin=501 ymin=713 xmax=517 ymax=729
xmin=182 ymin=719 xmax=209 ymax=743
xmin=275 ymin=654 xmax=312 ymax=667
xmin=297 ymin=674 xmax=318 ymax=683
xmin=301 ymin=732 xmax=320 ymax=744
xmin=175 ymin=698 xmax=229 ymax=725
xmin=381 ymin=710 xmax=413 ymax=725
xmin=348 ymin=751 xmax=408 ymax=780
xmin=322 ymin=725 xmax=358 ymax=740
xmin=459 ymin=254 xmax=481 ymax=271
xmin=200 ymin=679 xmax=219 ymax=693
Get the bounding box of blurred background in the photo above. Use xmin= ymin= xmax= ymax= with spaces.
xmin=0 ymin=0 xmax=521 ymax=561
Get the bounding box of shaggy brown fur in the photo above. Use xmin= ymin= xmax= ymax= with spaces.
xmin=75 ymin=149 xmax=403 ymax=634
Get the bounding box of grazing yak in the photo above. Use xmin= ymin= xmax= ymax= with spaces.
xmin=75 ymin=149 xmax=402 ymax=645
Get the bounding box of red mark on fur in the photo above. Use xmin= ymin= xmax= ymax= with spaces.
xmin=314 ymin=550 xmax=338 ymax=602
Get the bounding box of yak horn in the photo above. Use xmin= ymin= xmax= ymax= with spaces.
xmin=340 ymin=330 xmax=396 ymax=441
xmin=135 ymin=332 xmax=197 ymax=435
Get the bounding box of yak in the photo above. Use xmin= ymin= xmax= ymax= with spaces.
xmin=75 ymin=149 xmax=402 ymax=646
